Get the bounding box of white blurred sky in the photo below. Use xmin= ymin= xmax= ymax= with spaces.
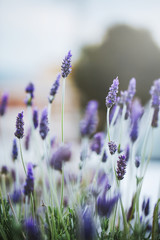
xmin=0 ymin=0 xmax=160 ymax=81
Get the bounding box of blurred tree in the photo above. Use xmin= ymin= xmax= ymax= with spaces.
xmin=73 ymin=25 xmax=160 ymax=128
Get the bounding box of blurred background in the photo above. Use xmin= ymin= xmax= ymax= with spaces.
xmin=0 ymin=0 xmax=160 ymax=204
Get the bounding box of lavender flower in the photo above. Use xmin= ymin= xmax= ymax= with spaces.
xmin=12 ymin=189 xmax=22 ymax=204
xmin=151 ymin=107 xmax=159 ymax=128
xmin=14 ymin=111 xmax=24 ymax=139
xmin=61 ymin=50 xmax=72 ymax=78
xmin=125 ymin=144 xmax=130 ymax=162
xmin=48 ymin=73 xmax=61 ymax=103
xmin=126 ymin=78 xmax=136 ymax=104
xmin=116 ymin=155 xmax=127 ymax=180
xmin=24 ymin=163 xmax=34 ymax=196
xmin=97 ymin=193 xmax=119 ymax=217
xmin=142 ymin=198 xmax=150 ymax=216
xmin=90 ymin=132 xmax=104 ymax=154
xmin=106 ymin=77 xmax=119 ymax=108
xmin=25 ymin=82 xmax=35 ymax=106
xmin=24 ymin=218 xmax=41 ymax=240
xmin=150 ymin=79 xmax=160 ymax=108
xmin=102 ymin=151 xmax=107 ymax=162
xmin=135 ymin=156 xmax=140 ymax=168
xmin=80 ymin=100 xmax=98 ymax=137
xmin=25 ymin=128 xmax=31 ymax=150
xmin=1 ymin=166 xmax=8 ymax=175
xmin=130 ymin=99 xmax=143 ymax=143
xmin=0 ymin=93 xmax=8 ymax=116
xmin=108 ymin=141 xmax=117 ymax=155
xmin=39 ymin=108 xmax=49 ymax=140
xmin=33 ymin=108 xmax=38 ymax=129
xmin=12 ymin=138 xmax=18 ymax=161
xmin=50 ymin=145 xmax=71 ymax=172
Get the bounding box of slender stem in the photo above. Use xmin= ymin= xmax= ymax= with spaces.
xmin=61 ymin=78 xmax=66 ymax=143
xmin=0 ymin=186 xmax=6 ymax=220
xmin=8 ymin=194 xmax=18 ymax=223
xmin=107 ymin=108 xmax=110 ymax=141
xmin=60 ymin=166 xmax=64 ymax=211
xmin=19 ymin=139 xmax=26 ymax=175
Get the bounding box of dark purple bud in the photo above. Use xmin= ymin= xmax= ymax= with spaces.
xmin=39 ymin=108 xmax=49 ymax=140
xmin=125 ymin=144 xmax=130 ymax=162
xmin=25 ymin=128 xmax=31 ymax=150
xmin=12 ymin=138 xmax=18 ymax=161
xmin=25 ymin=82 xmax=35 ymax=106
xmin=130 ymin=121 xmax=138 ymax=143
xmin=61 ymin=50 xmax=72 ymax=78
xmin=108 ymin=141 xmax=117 ymax=155
xmin=97 ymin=193 xmax=119 ymax=218
xmin=150 ymin=79 xmax=160 ymax=108
xmin=24 ymin=218 xmax=42 ymax=240
xmin=1 ymin=166 xmax=8 ymax=175
xmin=102 ymin=151 xmax=107 ymax=162
xmin=14 ymin=111 xmax=24 ymax=139
xmin=11 ymin=169 xmax=16 ymax=182
xmin=106 ymin=77 xmax=119 ymax=108
xmin=135 ymin=156 xmax=140 ymax=168
xmin=24 ymin=163 xmax=34 ymax=196
xmin=80 ymin=100 xmax=98 ymax=137
xmin=78 ymin=207 xmax=96 ymax=240
xmin=33 ymin=108 xmax=39 ymax=129
xmin=50 ymin=145 xmax=71 ymax=172
xmin=12 ymin=189 xmax=22 ymax=204
xmin=151 ymin=107 xmax=159 ymax=127
xmin=0 ymin=93 xmax=8 ymax=116
xmin=90 ymin=132 xmax=104 ymax=154
xmin=116 ymin=155 xmax=127 ymax=180
xmin=49 ymin=74 xmax=61 ymax=103
xmin=144 ymin=198 xmax=150 ymax=216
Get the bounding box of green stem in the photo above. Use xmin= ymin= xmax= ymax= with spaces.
xmin=60 ymin=166 xmax=64 ymax=211
xmin=19 ymin=139 xmax=26 ymax=175
xmin=0 ymin=186 xmax=6 ymax=220
xmin=61 ymin=78 xmax=66 ymax=143
xmin=107 ymin=108 xmax=110 ymax=141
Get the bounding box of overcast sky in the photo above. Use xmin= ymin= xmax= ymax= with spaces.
xmin=0 ymin=0 xmax=160 ymax=81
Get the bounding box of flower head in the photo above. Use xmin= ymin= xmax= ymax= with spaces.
xmin=49 ymin=73 xmax=61 ymax=103
xmin=135 ymin=156 xmax=140 ymax=168
xmin=142 ymin=198 xmax=150 ymax=216
xmin=25 ymin=82 xmax=35 ymax=106
xmin=12 ymin=189 xmax=22 ymax=204
xmin=61 ymin=50 xmax=72 ymax=78
xmin=0 ymin=93 xmax=9 ymax=116
xmin=39 ymin=108 xmax=49 ymax=140
xmin=108 ymin=141 xmax=117 ymax=155
xmin=150 ymin=79 xmax=160 ymax=108
xmin=25 ymin=128 xmax=31 ymax=150
xmin=33 ymin=108 xmax=39 ymax=129
xmin=12 ymin=138 xmax=18 ymax=161
xmin=106 ymin=77 xmax=119 ymax=108
xmin=14 ymin=111 xmax=24 ymax=139
xmin=116 ymin=155 xmax=127 ymax=180
xmin=102 ymin=151 xmax=107 ymax=162
xmin=24 ymin=163 xmax=34 ymax=196
xmin=126 ymin=78 xmax=136 ymax=104
xmin=80 ymin=100 xmax=98 ymax=137
xmin=97 ymin=193 xmax=119 ymax=217
xmin=90 ymin=132 xmax=104 ymax=154
xmin=24 ymin=218 xmax=41 ymax=240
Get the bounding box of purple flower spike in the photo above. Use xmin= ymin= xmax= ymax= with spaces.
xmin=24 ymin=218 xmax=41 ymax=240
xmin=150 ymin=79 xmax=160 ymax=108
xmin=50 ymin=145 xmax=71 ymax=172
xmin=116 ymin=155 xmax=127 ymax=180
xmin=24 ymin=163 xmax=34 ymax=196
xmin=25 ymin=82 xmax=35 ymax=106
xmin=49 ymin=73 xmax=61 ymax=103
xmin=12 ymin=189 xmax=22 ymax=204
xmin=0 ymin=93 xmax=9 ymax=116
xmin=33 ymin=108 xmax=39 ymax=129
xmin=14 ymin=111 xmax=24 ymax=139
xmin=12 ymin=138 xmax=18 ymax=161
xmin=106 ymin=77 xmax=119 ymax=108
xmin=102 ymin=151 xmax=107 ymax=162
xmin=25 ymin=128 xmax=31 ymax=150
xmin=61 ymin=50 xmax=72 ymax=78
xmin=142 ymin=198 xmax=150 ymax=216
xmin=126 ymin=78 xmax=136 ymax=104
xmin=108 ymin=141 xmax=117 ymax=155
xmin=125 ymin=144 xmax=130 ymax=162
xmin=39 ymin=108 xmax=49 ymax=140
xmin=97 ymin=193 xmax=119 ymax=218
xmin=90 ymin=132 xmax=104 ymax=154
xmin=80 ymin=100 xmax=98 ymax=137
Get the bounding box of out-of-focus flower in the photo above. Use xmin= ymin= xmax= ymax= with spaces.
xmin=0 ymin=93 xmax=9 ymax=116
xmin=12 ymin=138 xmax=18 ymax=161
xmin=135 ymin=156 xmax=140 ymax=168
xmin=80 ymin=100 xmax=98 ymax=137
xmin=25 ymin=128 xmax=31 ymax=150
xmin=126 ymin=78 xmax=136 ymax=104
xmin=39 ymin=108 xmax=49 ymax=140
xmin=90 ymin=132 xmax=104 ymax=154
xmin=25 ymin=82 xmax=35 ymax=106
xmin=48 ymin=73 xmax=61 ymax=103
xmin=125 ymin=144 xmax=130 ymax=162
xmin=50 ymin=145 xmax=71 ymax=172
xmin=150 ymin=79 xmax=160 ymax=108
xmin=108 ymin=141 xmax=117 ymax=155
xmin=12 ymin=189 xmax=22 ymax=204
xmin=24 ymin=218 xmax=42 ymax=240
xmin=97 ymin=193 xmax=119 ymax=217
xmin=142 ymin=198 xmax=150 ymax=216
xmin=106 ymin=77 xmax=119 ymax=108
xmin=24 ymin=163 xmax=34 ymax=196
xmin=1 ymin=166 xmax=8 ymax=175
xmin=116 ymin=155 xmax=127 ymax=180
xmin=61 ymin=50 xmax=72 ymax=78
xmin=33 ymin=108 xmax=39 ymax=129
xmin=102 ymin=151 xmax=107 ymax=162
xmin=14 ymin=111 xmax=24 ymax=139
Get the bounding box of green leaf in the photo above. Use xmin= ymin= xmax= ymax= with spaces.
xmin=152 ymin=198 xmax=160 ymax=240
